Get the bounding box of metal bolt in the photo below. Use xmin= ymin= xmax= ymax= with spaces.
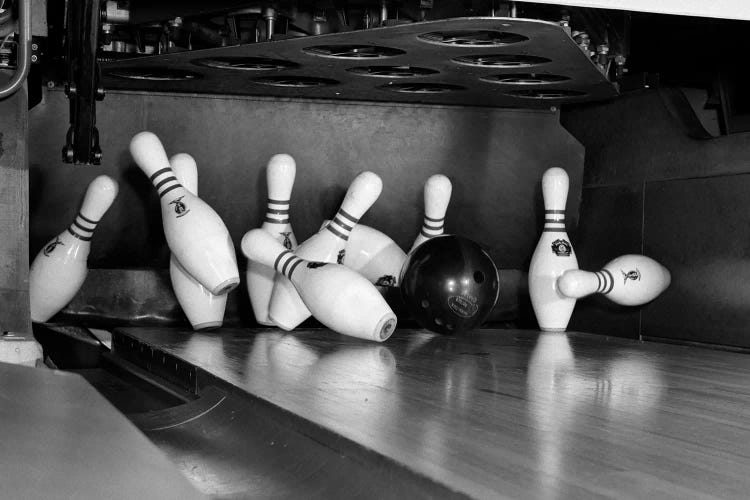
xmin=30 ymin=55 xmax=37 ymax=62
xmin=31 ymin=43 xmax=38 ymax=50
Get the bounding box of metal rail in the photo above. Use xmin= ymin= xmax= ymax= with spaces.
xmin=0 ymin=0 xmax=30 ymax=100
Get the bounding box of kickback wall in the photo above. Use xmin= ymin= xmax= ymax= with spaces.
xmin=563 ymin=89 xmax=750 ymax=349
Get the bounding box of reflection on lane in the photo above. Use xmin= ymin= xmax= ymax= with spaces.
xmin=526 ymin=333 xmax=666 ymax=497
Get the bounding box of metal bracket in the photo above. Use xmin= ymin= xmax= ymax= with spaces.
xmin=0 ymin=0 xmax=31 ymax=100
xmin=62 ymin=0 xmax=104 ymax=165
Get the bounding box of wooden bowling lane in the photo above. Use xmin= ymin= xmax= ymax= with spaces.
xmin=114 ymin=327 xmax=750 ymax=499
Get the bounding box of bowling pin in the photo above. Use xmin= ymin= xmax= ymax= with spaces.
xmin=410 ymin=174 xmax=452 ymax=252
xmin=29 ymin=175 xmax=119 ymax=322
xmin=558 ymin=254 xmax=671 ymax=306
xmin=247 ymin=154 xmax=298 ymax=325
xmin=528 ymin=167 xmax=578 ymax=332
xmin=129 ymin=131 xmax=239 ymax=295
xmin=169 ymin=153 xmax=227 ymax=330
xmin=242 ymin=229 xmax=397 ymax=342
xmin=323 ymin=221 xmax=407 ymax=287
xmin=269 ymin=171 xmax=383 ymax=331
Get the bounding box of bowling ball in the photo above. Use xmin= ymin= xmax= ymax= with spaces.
xmin=400 ymin=235 xmax=499 ymax=334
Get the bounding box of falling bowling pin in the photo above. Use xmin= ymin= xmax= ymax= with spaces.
xmin=269 ymin=171 xmax=383 ymax=330
xmin=169 ymin=153 xmax=227 ymax=330
xmin=410 ymin=174 xmax=452 ymax=252
xmin=129 ymin=131 xmax=239 ymax=295
xmin=242 ymin=229 xmax=397 ymax=342
xmin=247 ymin=154 xmax=298 ymax=325
xmin=332 ymin=222 xmax=406 ymax=287
xmin=528 ymin=167 xmax=578 ymax=332
xmin=29 ymin=175 xmax=119 ymax=322
xmin=558 ymin=254 xmax=671 ymax=306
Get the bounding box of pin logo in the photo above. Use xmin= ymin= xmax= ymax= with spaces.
xmin=307 ymin=261 xmax=328 ymax=269
xmin=43 ymin=237 xmax=64 ymax=257
xmin=551 ymin=239 xmax=572 ymax=257
xmin=170 ymin=196 xmax=190 ymax=218
xmin=375 ymin=275 xmax=397 ymax=287
xmin=281 ymin=232 xmax=293 ymax=250
xmin=448 ymin=295 xmax=479 ymax=318
xmin=621 ymin=268 xmax=641 ymax=284
xmin=337 ymin=249 xmax=346 ymax=264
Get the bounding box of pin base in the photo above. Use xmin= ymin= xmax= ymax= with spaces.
xmin=210 ymin=277 xmax=241 ymax=296
xmin=539 ymin=327 xmax=568 ymax=332
xmin=193 ymin=321 xmax=223 ymax=331
xmin=376 ymin=315 xmax=398 ymax=341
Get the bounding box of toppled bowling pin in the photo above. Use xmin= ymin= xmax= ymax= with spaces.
xmin=242 ymin=229 xmax=397 ymax=342
xmin=29 ymin=175 xmax=119 ymax=322
xmin=558 ymin=254 xmax=671 ymax=306
xmin=410 ymin=174 xmax=452 ymax=252
xmin=269 ymin=171 xmax=383 ymax=331
xmin=333 ymin=222 xmax=406 ymax=287
xmin=129 ymin=131 xmax=239 ymax=295
xmin=169 ymin=153 xmax=227 ymax=330
xmin=528 ymin=167 xmax=578 ymax=332
xmin=247 ymin=154 xmax=298 ymax=326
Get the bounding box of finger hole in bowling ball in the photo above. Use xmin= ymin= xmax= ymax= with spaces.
xmin=400 ymin=235 xmax=500 ymax=335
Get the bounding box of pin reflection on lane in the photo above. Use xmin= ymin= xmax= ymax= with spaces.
xmin=526 ymin=333 xmax=666 ymax=497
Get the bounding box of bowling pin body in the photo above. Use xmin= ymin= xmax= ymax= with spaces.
xmin=169 ymin=153 xmax=227 ymax=330
xmin=558 ymin=254 xmax=671 ymax=306
xmin=410 ymin=174 xmax=452 ymax=252
xmin=242 ymin=229 xmax=396 ymax=342
xmin=29 ymin=175 xmax=119 ymax=322
xmin=129 ymin=131 xmax=239 ymax=295
xmin=269 ymin=171 xmax=383 ymax=330
xmin=342 ymin=223 xmax=407 ymax=287
xmin=247 ymin=154 xmax=298 ymax=326
xmin=528 ymin=167 xmax=578 ymax=332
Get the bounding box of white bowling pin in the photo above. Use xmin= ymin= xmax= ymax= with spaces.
xmin=528 ymin=167 xmax=579 ymax=332
xmin=410 ymin=174 xmax=452 ymax=252
xmin=129 ymin=131 xmax=239 ymax=295
xmin=247 ymin=154 xmax=298 ymax=325
xmin=169 ymin=153 xmax=227 ymax=330
xmin=558 ymin=254 xmax=671 ymax=306
xmin=269 ymin=171 xmax=383 ymax=331
xmin=29 ymin=175 xmax=119 ymax=322
xmin=242 ymin=229 xmax=397 ymax=342
xmin=322 ymin=221 xmax=407 ymax=287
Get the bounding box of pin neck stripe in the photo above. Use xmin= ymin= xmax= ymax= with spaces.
xmin=326 ymin=224 xmax=350 ymax=241
xmin=274 ymin=250 xmax=292 ymax=273
xmin=73 ymin=219 xmax=95 ymax=232
xmin=337 ymin=209 xmax=359 ymax=224
xmin=420 ymin=229 xmax=436 ymax=238
xmin=423 ymin=221 xmax=444 ymax=230
xmin=264 ymin=216 xmax=289 ymax=224
xmin=266 ymin=208 xmax=290 ymax=215
xmin=267 ymin=198 xmax=290 ymax=205
xmin=544 ymin=219 xmax=565 ymax=223
xmin=424 ymin=215 xmax=444 ymax=222
xmin=154 ymin=175 xmax=177 ymax=191
xmin=545 ymin=209 xmax=566 ymax=214
xmin=542 ymin=228 xmax=567 ymax=232
xmin=67 ymin=227 xmax=92 ymax=241
xmin=287 ymin=258 xmax=303 ymax=279
xmin=159 ymin=184 xmax=182 ymax=199
xmin=332 ymin=215 xmax=353 ymax=232
xmin=149 ymin=167 xmax=173 ymax=182
xmin=601 ymin=269 xmax=615 ymax=294
xmin=78 ymin=213 xmax=98 ymax=225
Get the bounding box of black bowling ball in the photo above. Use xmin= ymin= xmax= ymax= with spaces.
xmin=400 ymin=235 xmax=499 ymax=334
